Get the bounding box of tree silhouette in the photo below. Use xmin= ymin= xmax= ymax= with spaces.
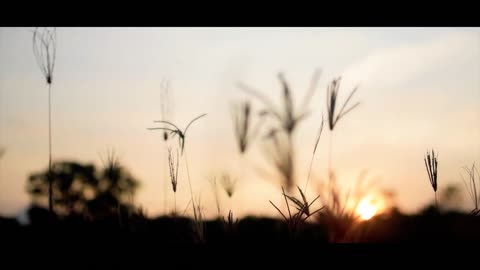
xmin=26 ymin=160 xmax=140 ymax=218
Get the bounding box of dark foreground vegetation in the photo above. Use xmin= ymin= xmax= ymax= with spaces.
xmin=2 ymin=206 xmax=479 ymax=245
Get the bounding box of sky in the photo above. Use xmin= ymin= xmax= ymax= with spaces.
xmin=1 ymin=27 xmax=479 ymax=219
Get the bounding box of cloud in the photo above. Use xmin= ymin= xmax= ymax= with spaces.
xmin=342 ymin=31 xmax=479 ymax=90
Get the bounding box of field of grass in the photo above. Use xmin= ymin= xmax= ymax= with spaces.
xmin=1 ymin=28 xmax=479 ymax=246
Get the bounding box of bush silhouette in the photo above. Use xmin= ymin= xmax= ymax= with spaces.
xmin=26 ymin=160 xmax=140 ymax=218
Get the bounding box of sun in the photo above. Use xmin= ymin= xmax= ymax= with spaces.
xmin=356 ymin=196 xmax=378 ymax=220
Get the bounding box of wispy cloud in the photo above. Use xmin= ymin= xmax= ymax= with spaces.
xmin=343 ymin=31 xmax=479 ymax=90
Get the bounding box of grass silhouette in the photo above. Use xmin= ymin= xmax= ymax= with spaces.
xmin=6 ymin=28 xmax=476 ymax=245
xmin=424 ymin=149 xmax=439 ymax=209
xmin=148 ymin=114 xmax=207 ymax=234
xmin=238 ymin=70 xmax=321 ymax=192
xmin=32 ymin=27 xmax=57 ymax=213
xmin=325 ymin=76 xmax=360 ymax=178
xmin=461 ymin=163 xmax=479 ymax=215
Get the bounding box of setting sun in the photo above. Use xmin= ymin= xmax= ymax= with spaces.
xmin=357 ymin=196 xmax=378 ymax=220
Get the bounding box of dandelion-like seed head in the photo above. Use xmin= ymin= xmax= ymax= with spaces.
xmin=32 ymin=27 xmax=56 ymax=85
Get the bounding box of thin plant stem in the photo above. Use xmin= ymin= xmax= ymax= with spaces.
xmin=424 ymin=149 xmax=439 ymax=211
xmin=214 ymin=184 xmax=221 ymax=217
xmin=184 ymin=147 xmax=196 ymax=217
xmin=304 ymin=156 xmax=314 ymax=195
xmin=163 ymin=143 xmax=167 ymax=214
xmin=329 ymin=130 xmax=333 ymax=180
xmin=32 ymin=28 xmax=57 ymax=213
xmin=235 ymin=151 xmax=247 ymax=212
xmin=287 ymin=131 xmax=295 ymax=193
xmin=174 ymin=191 xmax=177 ymax=215
xmin=48 ymin=83 xmax=53 ymax=213
xmin=215 ymin=195 xmax=221 ymax=217
xmin=304 ymin=115 xmax=324 ymax=196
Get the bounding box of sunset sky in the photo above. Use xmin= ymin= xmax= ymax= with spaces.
xmin=1 ymin=27 xmax=479 ymax=219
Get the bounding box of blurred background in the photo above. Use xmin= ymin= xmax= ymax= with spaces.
xmin=0 ymin=27 xmax=479 ymax=222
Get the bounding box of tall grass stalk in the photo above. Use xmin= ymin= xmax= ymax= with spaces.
xmin=239 ymin=69 xmax=321 ymax=192
xmin=184 ymin=148 xmax=197 ymax=217
xmin=329 ymin=130 xmax=333 ymax=177
xmin=326 ymin=77 xmax=360 ymax=178
xmin=269 ymin=186 xmax=322 ymax=239
xmin=162 ymin=144 xmax=168 ymax=214
xmin=148 ymin=113 xmax=207 ymax=218
xmin=221 ymin=173 xmax=237 ymax=214
xmin=221 ymin=173 xmax=236 ymax=198
xmin=231 ymin=100 xmax=264 ymax=154
xmin=32 ymin=27 xmax=57 ymax=213
xmin=231 ymin=99 xmax=263 ymax=194
xmin=208 ymin=176 xmax=221 ymax=217
xmin=159 ymin=79 xmax=172 ymax=214
xmin=461 ymin=162 xmax=479 ymax=215
xmin=304 ymin=115 xmax=324 ymax=194
xmin=192 ymin=195 xmax=205 ymax=243
xmin=424 ymin=149 xmax=438 ymax=209
xmin=167 ymin=147 xmax=179 ymax=215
